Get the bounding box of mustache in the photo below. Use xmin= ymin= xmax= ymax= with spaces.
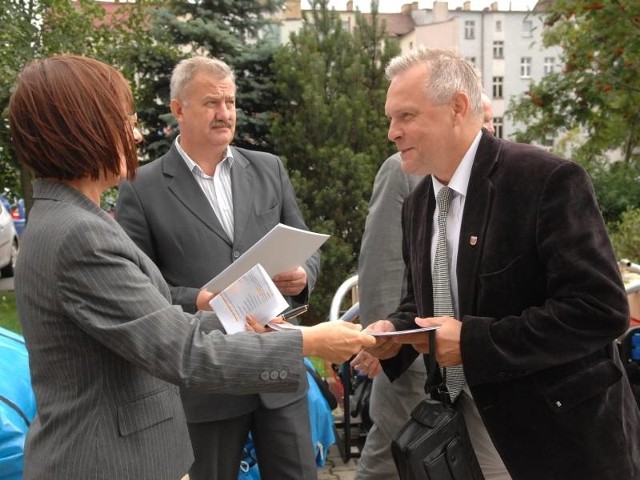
xmin=210 ymin=120 xmax=233 ymax=129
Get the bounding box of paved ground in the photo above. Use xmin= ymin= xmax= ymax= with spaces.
xmin=317 ymin=404 xmax=366 ymax=480
xmin=318 ymin=445 xmax=358 ymax=480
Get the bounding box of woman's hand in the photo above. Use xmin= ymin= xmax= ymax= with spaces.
xmin=301 ymin=322 xmax=376 ymax=364
xmin=245 ymin=314 xmax=271 ymax=333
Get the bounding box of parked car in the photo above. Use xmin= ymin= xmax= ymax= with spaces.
xmin=0 ymin=199 xmax=19 ymax=277
xmin=0 ymin=195 xmax=25 ymax=237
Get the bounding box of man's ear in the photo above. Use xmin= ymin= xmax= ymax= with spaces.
xmin=452 ymin=92 xmax=471 ymax=124
xmin=169 ymin=99 xmax=183 ymax=122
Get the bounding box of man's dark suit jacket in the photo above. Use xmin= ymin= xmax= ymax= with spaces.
xmin=116 ymin=144 xmax=319 ymax=422
xmin=384 ymin=131 xmax=640 ymax=479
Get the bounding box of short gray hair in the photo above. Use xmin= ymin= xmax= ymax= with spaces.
xmin=386 ymin=47 xmax=483 ymax=118
xmin=170 ymin=56 xmax=236 ymax=101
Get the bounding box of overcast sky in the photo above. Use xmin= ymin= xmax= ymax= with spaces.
xmin=301 ymin=1 xmax=539 ymax=13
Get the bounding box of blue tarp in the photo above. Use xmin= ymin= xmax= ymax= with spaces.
xmin=0 ymin=327 xmax=35 ymax=480
xmin=304 ymin=357 xmax=336 ymax=467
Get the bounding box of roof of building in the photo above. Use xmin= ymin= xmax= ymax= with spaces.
xmin=365 ymin=13 xmax=415 ymax=37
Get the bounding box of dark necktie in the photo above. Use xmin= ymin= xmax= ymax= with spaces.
xmin=433 ymin=186 xmax=465 ymax=402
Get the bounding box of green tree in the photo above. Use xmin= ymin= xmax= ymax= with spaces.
xmin=609 ymin=207 xmax=640 ymax=262
xmin=271 ymin=0 xmax=399 ymax=321
xmin=0 ymin=0 xmax=36 ymax=195
xmin=0 ymin=0 xmax=162 ymax=209
xmin=508 ymin=0 xmax=640 ymax=223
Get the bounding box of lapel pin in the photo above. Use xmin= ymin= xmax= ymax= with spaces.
xmin=469 ymin=236 xmax=478 ymax=246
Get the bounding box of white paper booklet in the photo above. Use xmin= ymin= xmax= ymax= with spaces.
xmin=210 ymin=264 xmax=290 ymax=334
xmin=202 ymin=224 xmax=330 ymax=293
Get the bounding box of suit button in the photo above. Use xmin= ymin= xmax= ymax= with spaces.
xmin=279 ymin=370 xmax=288 ymax=380
xmin=233 ymin=251 xmax=240 ymax=259
xmin=270 ymin=371 xmax=279 ymax=380
xmin=260 ymin=372 xmax=270 ymax=381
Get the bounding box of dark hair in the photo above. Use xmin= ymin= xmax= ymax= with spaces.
xmin=8 ymin=54 xmax=138 ymax=181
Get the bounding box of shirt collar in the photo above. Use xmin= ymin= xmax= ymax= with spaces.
xmin=174 ymin=136 xmax=235 ymax=176
xmin=431 ymin=130 xmax=482 ymax=198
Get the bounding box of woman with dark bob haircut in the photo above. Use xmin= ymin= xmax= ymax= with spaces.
xmin=9 ymin=55 xmax=374 ymax=480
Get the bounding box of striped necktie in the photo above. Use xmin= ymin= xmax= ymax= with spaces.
xmin=433 ymin=186 xmax=465 ymax=402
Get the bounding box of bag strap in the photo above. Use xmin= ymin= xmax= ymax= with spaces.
xmin=422 ymin=329 xmax=452 ymax=405
xmin=305 ymin=360 xmax=338 ymax=410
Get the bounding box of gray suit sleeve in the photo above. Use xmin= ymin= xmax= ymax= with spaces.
xmin=358 ymin=155 xmax=421 ymax=326
xmin=56 ymin=217 xmax=303 ymax=394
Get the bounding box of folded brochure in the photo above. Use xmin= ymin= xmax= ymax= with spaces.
xmin=210 ymin=264 xmax=289 ymax=334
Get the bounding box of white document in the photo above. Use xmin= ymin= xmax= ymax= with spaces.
xmin=210 ymin=264 xmax=290 ymax=334
xmin=202 ymin=223 xmax=330 ymax=293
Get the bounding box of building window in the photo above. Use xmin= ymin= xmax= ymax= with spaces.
xmin=543 ymin=57 xmax=555 ymax=75
xmin=520 ymin=57 xmax=532 ymax=78
xmin=492 ymin=77 xmax=503 ymax=99
xmin=466 ymin=56 xmax=476 ymax=66
xmin=493 ymin=41 xmax=504 ymax=59
xmin=493 ymin=116 xmax=503 ymax=138
xmin=522 ymin=20 xmax=532 ymax=37
xmin=465 ymin=21 xmax=475 ymax=40
xmin=495 ymin=20 xmax=502 ymax=32
xmin=543 ymin=135 xmax=554 ymax=147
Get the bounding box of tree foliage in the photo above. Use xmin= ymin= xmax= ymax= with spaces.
xmin=508 ymin=0 xmax=640 ymax=224
xmin=609 ymin=207 xmax=640 ymax=263
xmin=271 ymin=0 xmax=399 ymax=321
xmin=0 ymin=0 xmax=166 ymax=208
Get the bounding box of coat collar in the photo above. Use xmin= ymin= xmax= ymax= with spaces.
xmin=33 ymin=179 xmax=114 ymax=223
xmin=229 ymin=149 xmax=253 ymax=245
xmin=456 ymin=130 xmax=503 ymax=317
xmin=161 ymin=144 xmax=254 ymax=247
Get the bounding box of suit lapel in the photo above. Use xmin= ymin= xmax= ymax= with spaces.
xmin=229 ymin=148 xmax=254 ymax=244
xmin=457 ymin=132 xmax=502 ymax=318
xmin=163 ymin=144 xmax=232 ymax=245
xmin=416 ymin=182 xmax=436 ymax=318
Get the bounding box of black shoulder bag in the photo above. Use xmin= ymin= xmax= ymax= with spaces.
xmin=391 ymin=329 xmax=484 ymax=480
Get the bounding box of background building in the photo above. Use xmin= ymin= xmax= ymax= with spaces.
xmin=275 ymin=1 xmax=559 ymax=140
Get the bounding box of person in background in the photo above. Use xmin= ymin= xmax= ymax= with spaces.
xmin=351 ymin=152 xmax=424 ymax=480
xmin=481 ymin=92 xmax=495 ymax=136
xmin=366 ymin=47 xmax=640 ymax=479
xmin=116 ymin=56 xmax=320 ymax=480
xmin=8 ymin=54 xmax=375 ymax=480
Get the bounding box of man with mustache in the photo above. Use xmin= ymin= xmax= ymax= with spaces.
xmin=116 ymin=56 xmax=320 ymax=480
